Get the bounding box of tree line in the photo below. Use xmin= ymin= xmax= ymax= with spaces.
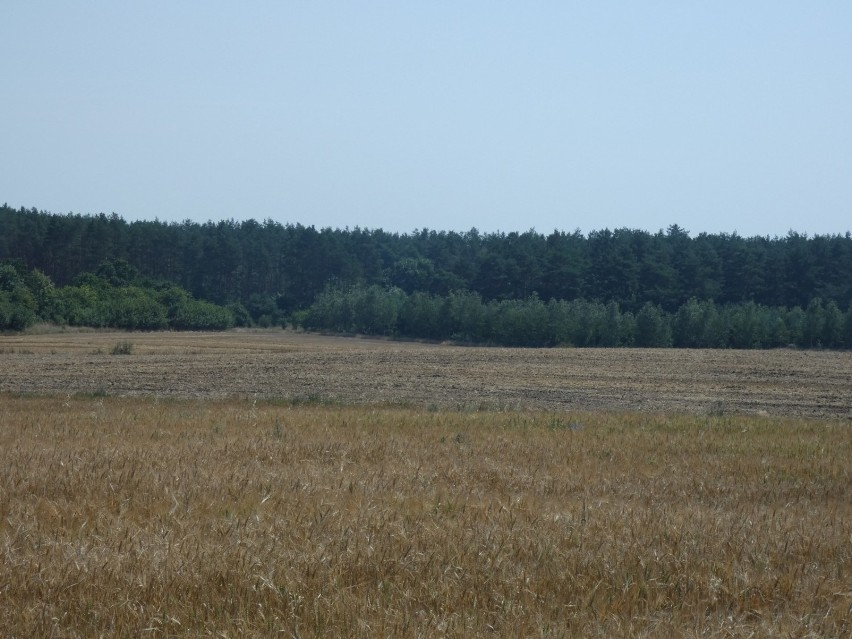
xmin=298 ymin=284 xmax=852 ymax=349
xmin=0 ymin=259 xmax=245 ymax=332
xmin=1 ymin=204 xmax=851 ymax=347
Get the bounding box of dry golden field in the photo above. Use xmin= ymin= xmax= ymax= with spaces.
xmin=0 ymin=330 xmax=850 ymax=636
xmin=0 ymin=397 xmax=850 ymax=637
xmin=0 ymin=328 xmax=850 ymax=417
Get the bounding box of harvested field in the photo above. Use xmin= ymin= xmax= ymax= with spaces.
xmin=1 ymin=397 xmax=850 ymax=637
xmin=1 ymin=329 xmax=850 ymax=418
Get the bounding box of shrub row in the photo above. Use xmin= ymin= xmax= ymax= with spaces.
xmin=0 ymin=261 xmax=243 ymax=332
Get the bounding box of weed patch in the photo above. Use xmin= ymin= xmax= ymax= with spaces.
xmin=110 ymin=340 xmax=134 ymax=355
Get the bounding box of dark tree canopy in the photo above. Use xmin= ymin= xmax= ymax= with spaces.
xmin=2 ymin=204 xmax=851 ymax=347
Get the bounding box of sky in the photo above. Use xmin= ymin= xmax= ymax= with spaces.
xmin=3 ymin=1 xmax=851 ymax=237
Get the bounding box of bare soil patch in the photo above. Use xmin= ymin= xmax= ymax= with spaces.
xmin=1 ymin=329 xmax=850 ymax=417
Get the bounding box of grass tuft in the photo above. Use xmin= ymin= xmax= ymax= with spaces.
xmin=110 ymin=340 xmax=134 ymax=355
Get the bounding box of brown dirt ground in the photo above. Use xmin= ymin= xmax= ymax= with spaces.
xmin=1 ymin=329 xmax=850 ymax=418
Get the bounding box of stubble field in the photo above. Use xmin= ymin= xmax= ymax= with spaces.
xmin=1 ymin=330 xmax=850 ymax=637
xmin=1 ymin=329 xmax=850 ymax=417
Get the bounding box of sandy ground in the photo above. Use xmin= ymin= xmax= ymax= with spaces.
xmin=1 ymin=329 xmax=850 ymax=418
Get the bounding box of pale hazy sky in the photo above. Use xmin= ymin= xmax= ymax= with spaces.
xmin=3 ymin=2 xmax=850 ymax=237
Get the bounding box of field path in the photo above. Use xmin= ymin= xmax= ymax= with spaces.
xmin=1 ymin=330 xmax=850 ymax=417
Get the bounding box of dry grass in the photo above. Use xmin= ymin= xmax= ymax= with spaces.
xmin=1 ymin=395 xmax=849 ymax=637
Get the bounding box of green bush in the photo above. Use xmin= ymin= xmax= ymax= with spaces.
xmin=169 ymin=299 xmax=235 ymax=330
